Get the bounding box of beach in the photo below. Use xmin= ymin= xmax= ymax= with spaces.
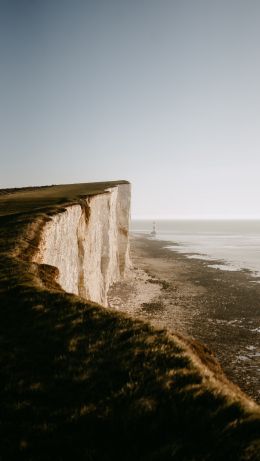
xmin=108 ymin=235 xmax=260 ymax=403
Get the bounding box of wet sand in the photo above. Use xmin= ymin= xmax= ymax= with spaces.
xmin=108 ymin=235 xmax=260 ymax=403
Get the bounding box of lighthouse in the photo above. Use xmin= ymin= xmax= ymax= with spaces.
xmin=151 ymin=221 xmax=156 ymax=237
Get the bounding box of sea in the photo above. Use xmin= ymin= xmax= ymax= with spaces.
xmin=131 ymin=220 xmax=260 ymax=278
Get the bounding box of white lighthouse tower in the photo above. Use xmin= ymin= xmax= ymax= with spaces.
xmin=151 ymin=221 xmax=156 ymax=237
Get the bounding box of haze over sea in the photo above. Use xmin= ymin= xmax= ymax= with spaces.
xmin=131 ymin=220 xmax=260 ymax=278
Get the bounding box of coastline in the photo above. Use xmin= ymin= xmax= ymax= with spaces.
xmin=108 ymin=234 xmax=260 ymax=403
xmin=2 ymin=186 xmax=260 ymax=460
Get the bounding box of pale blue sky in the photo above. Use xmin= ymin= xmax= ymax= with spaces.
xmin=1 ymin=0 xmax=260 ymax=218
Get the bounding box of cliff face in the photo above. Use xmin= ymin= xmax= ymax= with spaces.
xmin=1 ymin=182 xmax=260 ymax=461
xmin=33 ymin=183 xmax=131 ymax=305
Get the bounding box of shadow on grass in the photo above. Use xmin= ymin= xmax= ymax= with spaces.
xmin=0 ymin=184 xmax=260 ymax=460
xmin=1 ymin=276 xmax=260 ymax=460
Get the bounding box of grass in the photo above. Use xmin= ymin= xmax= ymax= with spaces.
xmin=0 ymin=182 xmax=260 ymax=460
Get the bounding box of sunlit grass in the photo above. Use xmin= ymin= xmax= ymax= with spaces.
xmin=0 ymin=183 xmax=259 ymax=460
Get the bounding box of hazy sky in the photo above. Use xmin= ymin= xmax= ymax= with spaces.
xmin=1 ymin=0 xmax=260 ymax=218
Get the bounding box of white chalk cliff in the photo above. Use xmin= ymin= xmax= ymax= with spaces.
xmin=33 ymin=183 xmax=131 ymax=305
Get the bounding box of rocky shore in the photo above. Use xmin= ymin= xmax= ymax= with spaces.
xmin=108 ymin=235 xmax=260 ymax=403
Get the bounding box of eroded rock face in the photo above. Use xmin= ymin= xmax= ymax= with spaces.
xmin=33 ymin=184 xmax=131 ymax=305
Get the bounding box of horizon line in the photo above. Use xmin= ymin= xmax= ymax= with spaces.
xmin=131 ymin=216 xmax=260 ymax=221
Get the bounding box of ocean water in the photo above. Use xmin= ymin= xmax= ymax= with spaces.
xmin=131 ymin=220 xmax=260 ymax=277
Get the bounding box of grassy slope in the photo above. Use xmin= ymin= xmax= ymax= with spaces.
xmin=0 ymin=182 xmax=259 ymax=461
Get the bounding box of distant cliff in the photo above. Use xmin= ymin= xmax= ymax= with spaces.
xmin=33 ymin=183 xmax=131 ymax=305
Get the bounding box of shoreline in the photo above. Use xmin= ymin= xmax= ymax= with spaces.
xmin=108 ymin=234 xmax=260 ymax=403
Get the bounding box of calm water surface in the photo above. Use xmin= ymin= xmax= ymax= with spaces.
xmin=131 ymin=220 xmax=260 ymax=277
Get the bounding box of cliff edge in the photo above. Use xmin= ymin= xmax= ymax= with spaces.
xmin=0 ymin=182 xmax=259 ymax=461
xmin=32 ymin=183 xmax=131 ymax=305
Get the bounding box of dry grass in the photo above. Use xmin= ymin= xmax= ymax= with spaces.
xmin=0 ymin=182 xmax=259 ymax=461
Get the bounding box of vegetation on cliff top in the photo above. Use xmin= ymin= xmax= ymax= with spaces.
xmin=0 ymin=183 xmax=259 ymax=460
